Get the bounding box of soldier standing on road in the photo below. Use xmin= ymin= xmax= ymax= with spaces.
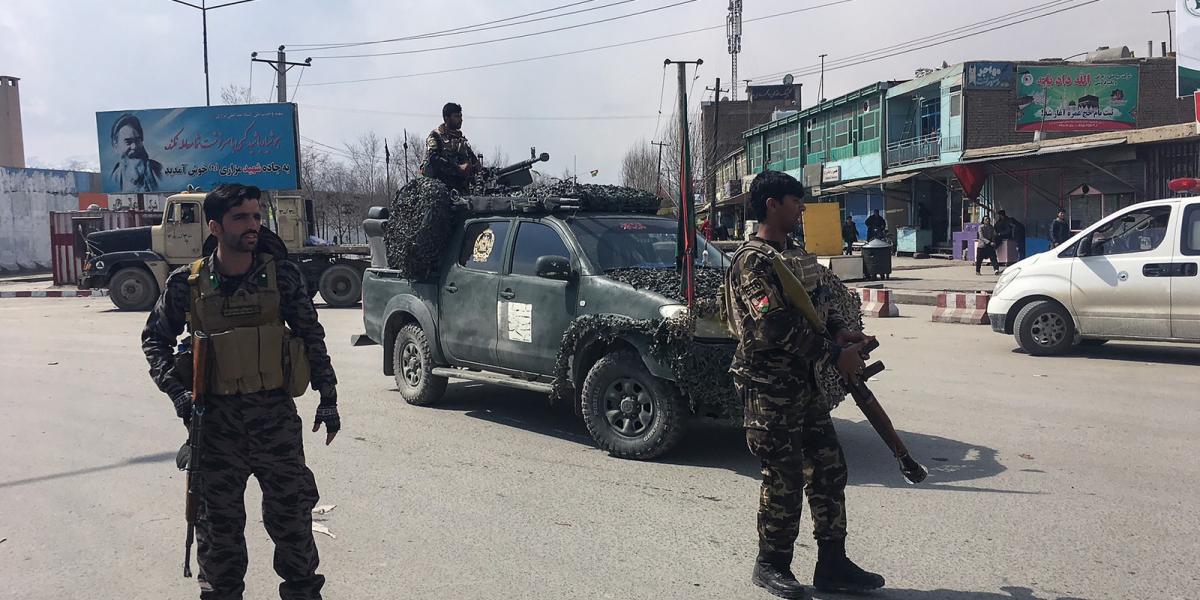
xmin=142 ymin=183 xmax=341 ymax=599
xmin=422 ymin=102 xmax=481 ymax=193
xmin=727 ymin=170 xmax=885 ymax=598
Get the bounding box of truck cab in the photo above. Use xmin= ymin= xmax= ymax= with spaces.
xmin=82 ymin=193 xmax=369 ymax=310
xmin=357 ymin=205 xmax=738 ymax=460
xmin=988 ymin=187 xmax=1200 ymax=355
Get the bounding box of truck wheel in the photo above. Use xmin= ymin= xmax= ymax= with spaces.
xmin=393 ymin=323 xmax=447 ymax=406
xmin=318 ymin=264 xmax=362 ymax=307
xmin=109 ymin=268 xmax=159 ymax=311
xmin=1014 ymin=300 xmax=1075 ymax=356
xmin=581 ymin=350 xmax=687 ymax=460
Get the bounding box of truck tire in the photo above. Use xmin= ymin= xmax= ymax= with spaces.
xmin=581 ymin=350 xmax=687 ymax=460
xmin=318 ymin=264 xmax=362 ymax=308
xmin=1014 ymin=300 xmax=1075 ymax=356
xmin=109 ymin=268 xmax=159 ymax=311
xmin=393 ymin=323 xmax=447 ymax=406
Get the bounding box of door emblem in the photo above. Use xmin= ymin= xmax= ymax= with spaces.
xmin=472 ymin=228 xmax=496 ymax=263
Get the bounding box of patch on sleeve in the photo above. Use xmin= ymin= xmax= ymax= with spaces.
xmin=753 ymin=295 xmax=772 ymax=313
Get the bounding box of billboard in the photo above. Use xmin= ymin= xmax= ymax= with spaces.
xmin=1180 ymin=0 xmax=1200 ymax=97
xmin=1014 ymin=65 xmax=1138 ymax=132
xmin=748 ymin=85 xmax=796 ymax=101
xmin=965 ymin=62 xmax=1014 ymax=90
xmin=96 ymin=103 xmax=300 ymax=194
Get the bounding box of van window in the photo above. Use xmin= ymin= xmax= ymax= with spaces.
xmin=458 ymin=220 xmax=510 ymax=273
xmin=1183 ymin=203 xmax=1200 ymax=256
xmin=1087 ymin=205 xmax=1171 ymax=256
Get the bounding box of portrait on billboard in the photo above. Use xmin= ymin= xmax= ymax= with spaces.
xmin=107 ymin=113 xmax=164 ymax=193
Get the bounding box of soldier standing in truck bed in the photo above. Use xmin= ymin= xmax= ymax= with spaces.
xmin=422 ymin=102 xmax=481 ymax=193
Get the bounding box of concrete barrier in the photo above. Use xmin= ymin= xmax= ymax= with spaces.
xmin=858 ymin=288 xmax=900 ymax=317
xmin=932 ymin=292 xmax=991 ymax=324
xmin=0 ymin=289 xmax=107 ymax=299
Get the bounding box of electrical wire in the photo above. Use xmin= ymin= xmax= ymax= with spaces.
xmin=285 ymin=0 xmax=624 ymax=51
xmin=290 ymin=67 xmax=306 ymax=102
xmin=298 ymin=104 xmax=656 ymax=121
xmin=308 ymin=0 xmax=695 ymax=59
xmin=748 ymin=0 xmax=1100 ymax=83
xmin=300 ymin=0 xmax=853 ymax=87
xmin=652 ymin=63 xmax=668 ymax=142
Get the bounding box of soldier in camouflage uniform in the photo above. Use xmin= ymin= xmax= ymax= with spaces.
xmin=727 ymin=171 xmax=884 ymax=598
xmin=142 ymin=184 xmax=341 ymax=599
xmin=422 ymin=102 xmax=481 ymax=193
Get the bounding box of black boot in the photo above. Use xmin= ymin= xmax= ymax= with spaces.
xmin=813 ymin=540 xmax=885 ymax=593
xmin=752 ymin=554 xmax=808 ymax=599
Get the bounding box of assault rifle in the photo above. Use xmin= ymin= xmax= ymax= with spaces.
xmin=182 ymin=332 xmax=210 ymax=578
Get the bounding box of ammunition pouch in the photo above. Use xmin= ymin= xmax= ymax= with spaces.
xmin=206 ymin=325 xmax=309 ymax=397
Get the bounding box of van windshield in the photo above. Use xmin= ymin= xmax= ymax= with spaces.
xmin=567 ymin=216 xmax=730 ymax=271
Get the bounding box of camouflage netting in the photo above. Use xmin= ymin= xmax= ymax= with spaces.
xmin=517 ymin=181 xmax=660 ymax=213
xmin=384 ymin=178 xmax=457 ymax=280
xmin=550 ymin=263 xmax=864 ymax=421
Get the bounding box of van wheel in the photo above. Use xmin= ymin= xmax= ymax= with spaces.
xmin=581 ymin=350 xmax=687 ymax=460
xmin=318 ymin=264 xmax=362 ymax=307
xmin=1014 ymin=300 xmax=1075 ymax=356
xmin=393 ymin=323 xmax=447 ymax=406
xmin=109 ymin=268 xmax=159 ymax=311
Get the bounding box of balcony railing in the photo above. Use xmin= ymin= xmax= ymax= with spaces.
xmin=886 ymin=132 xmax=943 ymax=168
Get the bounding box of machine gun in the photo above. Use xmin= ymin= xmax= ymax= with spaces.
xmin=474 ymin=149 xmax=550 ymax=192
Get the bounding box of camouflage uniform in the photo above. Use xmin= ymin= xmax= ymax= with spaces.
xmin=728 ymin=235 xmax=849 ymax=566
xmin=142 ymin=233 xmax=337 ymax=599
xmin=423 ymin=124 xmax=479 ymax=193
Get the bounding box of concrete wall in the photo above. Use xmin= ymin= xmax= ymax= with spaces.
xmin=0 ymin=167 xmax=85 ymax=272
xmin=964 ymin=58 xmax=1193 ymax=150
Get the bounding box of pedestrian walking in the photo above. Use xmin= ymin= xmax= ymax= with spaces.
xmin=841 ymin=215 xmax=858 ymax=256
xmin=976 ymin=216 xmax=1000 ymax=275
xmin=1050 ymin=209 xmax=1071 ymax=249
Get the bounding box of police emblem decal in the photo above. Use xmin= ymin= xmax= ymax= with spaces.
xmin=472 ymin=228 xmax=495 ymax=263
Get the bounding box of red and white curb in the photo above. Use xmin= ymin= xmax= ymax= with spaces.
xmin=856 ymin=288 xmax=900 ymax=318
xmin=0 ymin=289 xmax=109 ymax=299
xmin=932 ymin=292 xmax=991 ymax=324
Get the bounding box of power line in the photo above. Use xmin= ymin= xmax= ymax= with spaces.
xmin=301 ymin=0 xmax=854 ymax=87
xmin=309 ymin=0 xmax=696 ymax=59
xmin=299 ymin=104 xmax=657 ymax=121
xmin=748 ymin=0 xmax=1098 ymax=83
xmin=652 ymin=63 xmax=669 ymax=142
xmin=286 ymin=0 xmax=623 ymax=51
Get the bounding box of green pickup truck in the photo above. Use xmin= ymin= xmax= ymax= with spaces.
xmin=354 ymin=203 xmax=739 ymax=459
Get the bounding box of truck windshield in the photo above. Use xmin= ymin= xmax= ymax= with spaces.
xmin=567 ymin=216 xmax=730 ymax=271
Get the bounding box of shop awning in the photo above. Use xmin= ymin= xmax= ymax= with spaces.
xmin=816 ymin=171 xmax=918 ymax=196
xmin=958 ymin=136 xmax=1127 ymax=164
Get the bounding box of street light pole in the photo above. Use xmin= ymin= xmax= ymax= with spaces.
xmin=169 ymin=0 xmax=261 ymax=106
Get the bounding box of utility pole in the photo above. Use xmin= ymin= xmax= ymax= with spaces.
xmin=818 ymin=53 xmax=828 ymax=102
xmin=705 ymin=77 xmax=728 ymax=240
xmin=1152 ymin=9 xmax=1176 ymax=53
xmin=665 ymin=58 xmax=703 ymax=308
xmin=169 ymin=0 xmax=262 ymax=106
xmin=251 ymin=47 xmax=312 ymax=103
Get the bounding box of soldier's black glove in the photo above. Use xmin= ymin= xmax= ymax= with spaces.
xmin=313 ymin=398 xmax=340 ymax=446
xmin=171 ymin=391 xmax=193 ymax=425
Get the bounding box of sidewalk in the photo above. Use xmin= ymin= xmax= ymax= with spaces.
xmin=848 ymin=255 xmax=1002 ymax=305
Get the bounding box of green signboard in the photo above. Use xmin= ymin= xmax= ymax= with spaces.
xmin=1014 ymin=65 xmax=1139 ymax=132
xmin=1179 ymin=0 xmax=1200 ymax=97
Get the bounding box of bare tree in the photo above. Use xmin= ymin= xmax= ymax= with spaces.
xmin=219 ymin=84 xmax=253 ymax=105
xmin=620 ymin=139 xmax=658 ymax=194
xmin=621 ymin=116 xmax=703 ymax=208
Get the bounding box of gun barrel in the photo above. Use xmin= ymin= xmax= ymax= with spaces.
xmin=495 ymin=152 xmax=550 ymax=177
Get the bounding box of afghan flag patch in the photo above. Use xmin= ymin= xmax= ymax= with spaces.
xmin=753 ymin=295 xmax=772 ymax=313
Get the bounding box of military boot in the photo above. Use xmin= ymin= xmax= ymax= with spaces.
xmin=813 ymin=540 xmax=885 ymax=593
xmin=752 ymin=554 xmax=808 ymax=599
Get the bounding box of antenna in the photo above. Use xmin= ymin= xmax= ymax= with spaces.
xmin=726 ymin=0 xmax=743 ymax=101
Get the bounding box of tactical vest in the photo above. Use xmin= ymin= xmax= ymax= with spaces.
xmin=186 ymin=255 xmax=310 ymax=397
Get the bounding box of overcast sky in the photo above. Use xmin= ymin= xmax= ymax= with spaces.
xmin=0 ymin=0 xmax=1178 ymax=184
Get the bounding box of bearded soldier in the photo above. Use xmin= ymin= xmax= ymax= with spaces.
xmin=422 ymin=102 xmax=481 ymax=193
xmin=142 ymin=183 xmax=341 ymax=599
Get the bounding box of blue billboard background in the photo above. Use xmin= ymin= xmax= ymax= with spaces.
xmin=96 ymin=103 xmax=300 ymax=194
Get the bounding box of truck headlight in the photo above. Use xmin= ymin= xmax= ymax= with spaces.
xmin=659 ymin=304 xmax=687 ymax=320
xmin=994 ymin=267 xmax=1020 ymax=295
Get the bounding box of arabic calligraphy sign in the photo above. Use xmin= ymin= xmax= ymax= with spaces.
xmin=96 ymin=103 xmax=301 ymax=193
xmin=1014 ymin=65 xmax=1139 ymax=132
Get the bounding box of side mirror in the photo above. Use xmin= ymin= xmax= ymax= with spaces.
xmin=535 ymin=255 xmax=573 ymax=281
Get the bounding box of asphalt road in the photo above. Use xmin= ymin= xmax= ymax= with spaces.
xmin=1 ymin=298 xmax=1197 ymax=599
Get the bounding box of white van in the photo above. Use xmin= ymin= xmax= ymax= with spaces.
xmin=987 ymin=192 xmax=1200 ymax=355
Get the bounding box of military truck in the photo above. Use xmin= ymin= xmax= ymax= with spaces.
xmin=353 ymin=194 xmax=740 ymax=460
xmin=80 ymin=193 xmax=370 ymax=310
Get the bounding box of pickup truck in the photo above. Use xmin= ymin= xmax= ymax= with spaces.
xmin=354 ymin=203 xmax=739 ymax=459
xmin=81 ymin=193 xmax=370 ymax=310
